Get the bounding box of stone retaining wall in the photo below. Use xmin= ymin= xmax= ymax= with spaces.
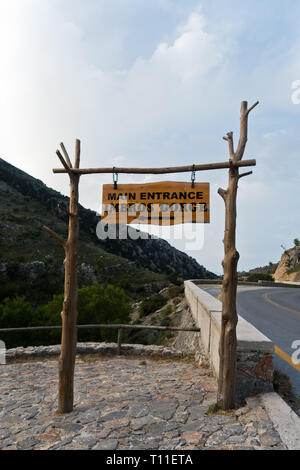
xmin=5 ymin=342 xmax=189 ymax=363
xmin=184 ymin=280 xmax=274 ymax=402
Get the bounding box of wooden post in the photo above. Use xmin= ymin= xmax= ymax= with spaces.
xmin=42 ymin=139 xmax=80 ymax=413
xmin=117 ymin=328 xmax=123 ymax=355
xmin=42 ymin=132 xmax=257 ymax=415
xmin=217 ymin=101 xmax=258 ymax=410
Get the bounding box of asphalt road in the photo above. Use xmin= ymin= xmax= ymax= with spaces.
xmin=203 ymin=285 xmax=300 ymax=398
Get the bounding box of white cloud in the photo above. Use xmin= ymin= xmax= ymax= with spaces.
xmin=151 ymin=11 xmax=230 ymax=81
xmin=263 ymin=129 xmax=287 ymax=139
xmin=0 ymin=1 xmax=300 ymax=273
xmin=0 ymin=3 xmax=237 ymax=195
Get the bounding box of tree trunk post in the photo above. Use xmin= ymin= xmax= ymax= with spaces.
xmin=117 ymin=328 xmax=123 ymax=355
xmin=42 ymin=139 xmax=81 ymax=413
xmin=217 ymin=101 xmax=258 ymax=410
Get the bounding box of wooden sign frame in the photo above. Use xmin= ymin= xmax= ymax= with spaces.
xmin=43 ymin=100 xmax=258 ymax=413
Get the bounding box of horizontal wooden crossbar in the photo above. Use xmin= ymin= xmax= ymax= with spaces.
xmin=53 ymin=159 xmax=256 ymax=175
xmin=0 ymin=324 xmax=200 ymax=333
xmin=1 ymin=324 xmax=200 ymax=356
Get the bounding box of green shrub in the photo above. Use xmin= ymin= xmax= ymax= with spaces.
xmin=153 ymin=330 xmax=173 ymax=345
xmin=246 ymin=273 xmax=274 ymax=282
xmin=172 ymin=296 xmax=182 ymax=306
xmin=38 ymin=283 xmax=131 ymax=343
xmin=160 ymin=304 xmax=173 ymax=317
xmin=160 ymin=316 xmax=172 ymax=327
xmin=167 ymin=284 xmax=184 ymax=299
xmin=205 ymin=403 xmax=221 ymax=415
xmin=0 ymin=296 xmax=35 ymax=328
xmin=167 ymin=272 xmax=182 ymax=286
xmin=288 ymin=263 xmax=300 ymax=274
xmin=139 ymin=293 xmax=167 ymax=317
xmin=0 ymin=283 xmax=131 ymax=348
xmin=15 ymin=255 xmax=26 ymax=263
xmin=0 ymin=296 xmax=38 ymax=348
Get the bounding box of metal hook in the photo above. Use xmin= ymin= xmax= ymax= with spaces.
xmin=113 ymin=167 xmax=118 ymax=190
xmin=191 ymin=164 xmax=196 ymax=188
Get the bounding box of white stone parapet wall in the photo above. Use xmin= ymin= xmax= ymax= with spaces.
xmin=184 ymin=280 xmax=274 ymax=401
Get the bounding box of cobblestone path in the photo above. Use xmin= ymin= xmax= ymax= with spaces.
xmin=0 ymin=356 xmax=285 ymax=450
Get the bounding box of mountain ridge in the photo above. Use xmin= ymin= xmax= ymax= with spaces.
xmin=0 ymin=157 xmax=216 ymax=281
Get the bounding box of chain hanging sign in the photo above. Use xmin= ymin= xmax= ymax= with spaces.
xmin=101 ymin=181 xmax=210 ymax=225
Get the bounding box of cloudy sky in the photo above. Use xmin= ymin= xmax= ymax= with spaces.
xmin=1 ymin=0 xmax=300 ymax=274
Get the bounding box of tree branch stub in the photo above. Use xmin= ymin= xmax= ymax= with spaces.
xmin=58 ymin=203 xmax=70 ymax=216
xmin=42 ymin=226 xmax=66 ymax=249
xmin=56 ymin=150 xmax=72 ymax=173
xmin=75 ymin=139 xmax=81 ymax=169
xmin=246 ymin=100 xmax=259 ymax=116
xmin=223 ymin=132 xmax=235 ymax=160
xmin=60 ymin=143 xmax=73 ymax=168
xmin=239 ymin=171 xmax=253 ymax=180
xmin=218 ymin=188 xmax=227 ymax=201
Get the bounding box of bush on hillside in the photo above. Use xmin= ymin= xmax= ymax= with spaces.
xmin=0 ymin=296 xmax=39 ymax=348
xmin=246 ymin=273 xmax=274 ymax=282
xmin=38 ymin=283 xmax=131 ymax=343
xmin=167 ymin=284 xmax=184 ymax=300
xmin=139 ymin=293 xmax=167 ymax=317
xmin=0 ymin=283 xmax=131 ymax=348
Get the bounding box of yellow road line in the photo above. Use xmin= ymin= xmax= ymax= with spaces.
xmin=274 ymin=346 xmax=300 ymax=372
xmin=262 ymin=292 xmax=300 ymax=315
xmin=215 ymin=290 xmax=299 ymax=372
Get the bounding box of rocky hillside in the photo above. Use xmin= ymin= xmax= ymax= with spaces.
xmin=0 ymin=157 xmax=215 ymax=298
xmin=273 ymin=245 xmax=300 ymax=282
xmin=248 ymin=262 xmax=278 ymax=275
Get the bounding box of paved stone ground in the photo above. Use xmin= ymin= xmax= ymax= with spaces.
xmin=0 ymin=356 xmax=286 ymax=450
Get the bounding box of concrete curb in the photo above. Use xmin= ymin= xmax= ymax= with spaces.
xmin=248 ymin=392 xmax=300 ymax=450
xmin=193 ymin=279 xmax=300 ymax=289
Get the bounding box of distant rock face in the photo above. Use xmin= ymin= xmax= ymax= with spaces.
xmin=274 ymin=247 xmax=300 ymax=282
xmin=0 ymin=261 xmax=97 ymax=287
xmin=102 ymin=231 xmax=214 ymax=279
xmin=248 ymin=263 xmax=278 ymax=275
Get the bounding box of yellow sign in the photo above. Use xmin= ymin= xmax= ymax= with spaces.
xmin=101 ymin=181 xmax=210 ymax=225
